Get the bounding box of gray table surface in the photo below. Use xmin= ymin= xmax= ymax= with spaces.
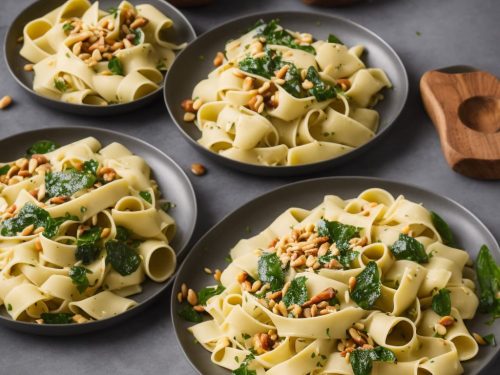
xmin=1 ymin=0 xmax=499 ymax=374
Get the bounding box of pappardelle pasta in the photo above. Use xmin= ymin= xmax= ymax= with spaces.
xmin=181 ymin=19 xmax=391 ymax=166
xmin=178 ymin=188 xmax=495 ymax=375
xmin=20 ymin=0 xmax=186 ymax=105
xmin=0 ymin=137 xmax=177 ymax=324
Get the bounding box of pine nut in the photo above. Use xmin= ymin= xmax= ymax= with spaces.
xmin=302 ymin=79 xmax=314 ymax=90
xmin=213 ymin=52 xmax=224 ymax=67
xmin=190 ymin=163 xmax=206 ymax=176
xmin=251 ymin=280 xmax=262 ymax=293
xmin=34 ymin=239 xmax=42 ymax=251
xmin=193 ymin=305 xmax=205 ymax=312
xmin=242 ymin=77 xmax=254 ymax=91
xmin=37 ymin=184 xmax=46 ymax=201
xmin=473 ymin=333 xmax=487 ymax=345
xmin=187 ymin=289 xmax=198 ymax=306
xmin=434 ymin=323 xmax=447 ymax=336
xmin=34 ymin=226 xmax=44 ymax=234
xmin=275 ymin=65 xmax=289 ymax=79
xmin=130 ymin=17 xmax=148 ymax=30
xmin=236 ymin=272 xmax=248 ymax=284
xmin=24 ymin=64 xmax=34 ymax=72
xmin=192 ymin=98 xmax=203 ymax=111
xmin=6 ymin=166 xmax=19 ymax=178
xmin=401 ymin=225 xmax=411 ymax=235
xmin=257 ymin=103 xmax=264 ymax=113
xmin=213 ymin=269 xmax=222 ymax=282
xmin=203 ymin=267 xmax=212 ymax=274
xmin=257 ymin=81 xmax=271 ymax=94
xmin=92 ymin=49 xmax=102 ymax=61
xmin=439 ymin=315 xmax=455 ymax=327
xmin=21 ymin=224 xmax=35 ymax=236
xmin=183 ymin=112 xmax=195 ymax=122
xmin=181 ymin=283 xmax=188 ymax=298
xmin=348 ymin=276 xmax=357 ymax=291
xmin=232 ymin=70 xmax=246 ymax=78
xmin=100 ymin=228 xmax=111 ymax=238
xmin=0 ymin=96 xmax=13 ymax=110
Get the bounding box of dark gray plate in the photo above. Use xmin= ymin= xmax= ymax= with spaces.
xmin=4 ymin=0 xmax=195 ymax=115
xmin=164 ymin=12 xmax=408 ymax=176
xmin=171 ymin=176 xmax=500 ymax=375
xmin=0 ymin=126 xmax=197 ymax=335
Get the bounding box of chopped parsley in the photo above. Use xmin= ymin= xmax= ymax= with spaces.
xmin=54 ymin=78 xmax=68 ymax=92
xmin=232 ymin=354 xmax=256 ymax=375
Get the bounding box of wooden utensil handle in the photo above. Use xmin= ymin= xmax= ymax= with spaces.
xmin=420 ymin=70 xmax=500 ymax=180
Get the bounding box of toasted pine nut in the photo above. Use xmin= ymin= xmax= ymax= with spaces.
xmin=28 ymin=158 xmax=38 ymax=174
xmin=473 ymin=332 xmax=487 ymax=345
xmin=301 ymin=79 xmax=314 ymax=90
xmin=237 ymin=272 xmax=248 ymax=284
xmin=203 ymin=267 xmax=212 ymax=274
xmin=242 ymin=77 xmax=254 ymax=91
xmin=187 ymin=288 xmax=198 ymax=306
xmin=24 ymin=64 xmax=34 ymax=72
xmin=275 ymin=65 xmax=289 ymax=79
xmin=190 ymin=163 xmax=206 ymax=176
xmin=193 ymin=305 xmax=205 ymax=312
xmin=34 ymin=239 xmax=42 ymax=251
xmin=0 ymin=96 xmax=13 ymax=110
xmin=34 ymin=226 xmax=44 ymax=234
xmin=232 ymin=70 xmax=246 ymax=78
xmin=177 ymin=292 xmax=183 ymax=303
xmin=401 ymin=225 xmax=411 ymax=235
xmin=348 ymin=276 xmax=356 ymax=291
xmin=257 ymin=81 xmax=271 ymax=94
xmin=181 ymin=283 xmax=188 ymax=298
xmin=100 ymin=228 xmax=111 ymax=238
xmin=92 ymin=49 xmax=102 ymax=62
xmin=439 ymin=315 xmax=455 ymax=327
xmin=213 ymin=52 xmax=224 ymax=67
xmin=181 ymin=99 xmax=195 ymax=112
xmin=130 ymin=17 xmax=148 ymax=30
xmin=21 ymin=224 xmax=35 ymax=236
xmin=6 ymin=166 xmax=19 ymax=178
xmin=214 ymin=269 xmax=222 ymax=282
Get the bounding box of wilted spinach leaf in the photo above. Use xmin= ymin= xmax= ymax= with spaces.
xmin=317 ymin=219 xmax=359 ymax=252
xmin=139 ymin=191 xmax=152 ymax=204
xmin=82 ymin=159 xmax=99 ymax=175
xmin=0 ymin=165 xmax=10 ymax=175
xmin=75 ymin=227 xmax=102 ymax=265
xmin=475 ymin=245 xmax=500 ymax=319
xmin=282 ymin=276 xmax=308 ymax=307
xmin=431 ymin=288 xmax=451 ymax=316
xmin=305 ymin=66 xmax=336 ymax=101
xmin=233 ymin=354 xmax=256 ymax=375
xmin=258 ymin=252 xmax=285 ymax=291
xmin=198 ymin=285 xmax=225 ymax=306
xmin=259 ymin=19 xmax=315 ymax=54
xmin=26 ymin=140 xmax=59 ymax=156
xmin=41 ymin=313 xmax=74 ymax=324
xmin=108 ymin=57 xmax=123 ymax=75
xmin=390 ymin=234 xmax=428 ymax=263
xmin=45 ymin=170 xmax=96 ymax=199
xmin=350 ymin=261 xmax=381 ymax=310
xmin=178 ymin=304 xmax=203 ymax=323
xmin=0 ymin=203 xmax=76 ymax=238
xmin=327 ymin=34 xmax=343 ymax=44
xmin=105 ymin=240 xmax=141 ymax=276
xmin=350 ymin=346 xmax=396 ymax=375
xmin=69 ymin=266 xmax=91 ymax=293
xmin=431 ymin=211 xmax=455 ymax=247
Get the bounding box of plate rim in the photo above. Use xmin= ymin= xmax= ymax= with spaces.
xmin=0 ymin=125 xmax=198 ymax=333
xmin=170 ymin=175 xmax=500 ymax=375
xmin=164 ymin=10 xmax=409 ymax=174
xmin=3 ymin=0 xmax=196 ymax=113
